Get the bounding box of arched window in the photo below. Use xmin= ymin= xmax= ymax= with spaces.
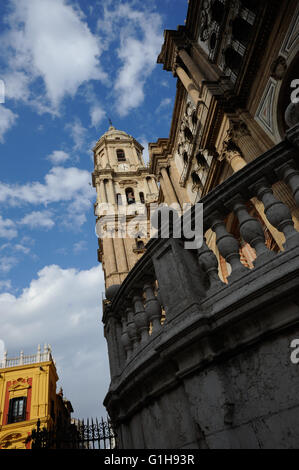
xmin=126 ymin=188 xmax=135 ymax=204
xmin=183 ymin=152 xmax=188 ymax=165
xmin=139 ymin=192 xmax=145 ymax=204
xmin=116 ymin=149 xmax=126 ymax=162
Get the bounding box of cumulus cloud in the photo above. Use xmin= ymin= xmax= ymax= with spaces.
xmin=0 ymin=339 xmax=5 ymax=362
xmin=90 ymin=105 xmax=106 ymax=128
xmin=156 ymin=97 xmax=172 ymax=113
xmin=0 ymin=215 xmax=18 ymax=239
xmin=0 ymin=106 xmax=18 ymax=143
xmin=0 ymin=166 xmax=94 ymax=227
xmin=47 ymin=150 xmax=70 ymax=164
xmin=0 ymin=264 xmax=109 ymax=416
xmin=0 ymin=281 xmax=12 ymax=293
xmin=98 ymin=3 xmax=163 ymax=116
xmin=0 ymin=256 xmax=18 ymax=273
xmin=1 ymin=0 xmax=107 ymax=111
xmin=73 ymin=240 xmax=88 ymax=254
xmin=65 ymin=118 xmax=88 ymax=151
xmin=19 ymin=210 xmax=55 ymax=230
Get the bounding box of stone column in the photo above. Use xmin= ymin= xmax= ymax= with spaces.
xmin=170 ymin=165 xmax=190 ymax=206
xmin=175 ymin=66 xmax=200 ymax=107
xmin=160 ymin=167 xmax=179 ymax=205
xmin=103 ymin=145 xmax=109 ymax=168
xmin=149 ymin=177 xmax=158 ymax=194
xmin=146 ymin=177 xmax=152 ymax=194
xmin=103 ymin=237 xmax=117 ymax=276
xmin=114 ymin=236 xmax=129 ymax=274
xmin=219 ymin=140 xmax=247 ymax=172
xmin=107 ymin=179 xmax=116 ymax=204
xmin=97 ymin=179 xmax=107 ymax=203
xmin=228 ymin=120 xmax=264 ymax=163
xmin=178 ymin=49 xmax=204 ymax=86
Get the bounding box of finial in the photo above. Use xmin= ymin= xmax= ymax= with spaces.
xmin=108 ymin=116 xmax=113 ymax=127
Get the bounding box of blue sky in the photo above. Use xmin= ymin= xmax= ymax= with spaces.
xmin=0 ymin=0 xmax=188 ymax=418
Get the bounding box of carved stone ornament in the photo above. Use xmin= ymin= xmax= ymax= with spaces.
xmin=270 ymin=56 xmax=287 ymax=80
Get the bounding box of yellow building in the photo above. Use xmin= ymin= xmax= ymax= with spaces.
xmin=0 ymin=345 xmax=73 ymax=449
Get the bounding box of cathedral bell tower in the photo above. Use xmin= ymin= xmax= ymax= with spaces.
xmin=92 ymin=126 xmax=159 ymax=290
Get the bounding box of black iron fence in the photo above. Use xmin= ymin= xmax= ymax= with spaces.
xmin=27 ymin=417 xmax=117 ymax=449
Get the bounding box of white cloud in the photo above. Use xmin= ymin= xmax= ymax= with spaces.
xmin=0 ymin=340 xmax=5 ymax=362
xmin=66 ymin=118 xmax=88 ymax=151
xmin=0 ymin=106 xmax=18 ymax=143
xmin=98 ymin=3 xmax=163 ymax=116
xmin=2 ymin=71 xmax=31 ymax=102
xmin=0 ymin=281 xmax=12 ymax=292
xmin=0 ymin=256 xmax=18 ymax=273
xmin=15 ymin=244 xmax=31 ymax=254
xmin=2 ymin=0 xmax=107 ymax=110
xmin=0 ymin=264 xmax=109 ymax=416
xmin=47 ymin=150 xmax=70 ymax=164
xmin=0 ymin=166 xmax=94 ymax=227
xmin=90 ymin=105 xmax=106 ymax=128
xmin=0 ymin=215 xmax=18 ymax=239
xmin=73 ymin=240 xmax=88 ymax=254
xmin=156 ymin=97 xmax=172 ymax=113
xmin=19 ymin=210 xmax=55 ymax=230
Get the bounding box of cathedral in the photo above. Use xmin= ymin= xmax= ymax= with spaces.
xmin=93 ymin=0 xmax=299 ymax=449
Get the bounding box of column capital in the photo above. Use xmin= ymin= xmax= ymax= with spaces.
xmin=227 ymin=119 xmax=251 ymax=144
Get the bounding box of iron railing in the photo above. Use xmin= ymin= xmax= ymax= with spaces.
xmin=27 ymin=417 xmax=117 ymax=450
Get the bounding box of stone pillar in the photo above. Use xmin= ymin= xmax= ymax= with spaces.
xmin=178 ymin=49 xmax=204 ymax=86
xmin=114 ymin=236 xmax=129 ymax=274
xmin=175 ymin=66 xmax=200 ymax=107
xmin=103 ymin=144 xmax=109 ymax=168
xmin=220 ymin=140 xmax=247 ymax=172
xmin=148 ymin=177 xmax=157 ymax=194
xmin=104 ymin=237 xmax=117 ymax=276
xmin=227 ymin=120 xmax=264 ymax=163
xmin=169 ymin=165 xmax=190 ymax=206
xmin=107 ymin=179 xmax=116 ymax=204
xmin=160 ymin=167 xmax=179 ymax=205
xmin=146 ymin=177 xmax=152 ymax=194
xmin=159 ymin=175 xmax=170 ymax=204
xmin=97 ymin=179 xmax=107 ymax=203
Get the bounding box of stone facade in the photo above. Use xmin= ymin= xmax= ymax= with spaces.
xmin=94 ymin=0 xmax=299 ymax=449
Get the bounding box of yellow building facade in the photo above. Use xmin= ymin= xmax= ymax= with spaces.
xmin=0 ymin=346 xmax=73 ymax=449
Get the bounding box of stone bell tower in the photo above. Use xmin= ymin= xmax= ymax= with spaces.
xmin=92 ymin=125 xmax=159 ymax=290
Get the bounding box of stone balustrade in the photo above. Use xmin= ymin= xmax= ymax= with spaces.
xmin=103 ymin=125 xmax=299 ymax=449
xmin=104 ymin=126 xmax=299 ymax=375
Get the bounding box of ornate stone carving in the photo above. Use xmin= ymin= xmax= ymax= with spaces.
xmin=270 ymin=56 xmax=287 ymax=80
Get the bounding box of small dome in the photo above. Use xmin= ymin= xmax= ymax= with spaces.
xmin=104 ymin=126 xmax=130 ymax=140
